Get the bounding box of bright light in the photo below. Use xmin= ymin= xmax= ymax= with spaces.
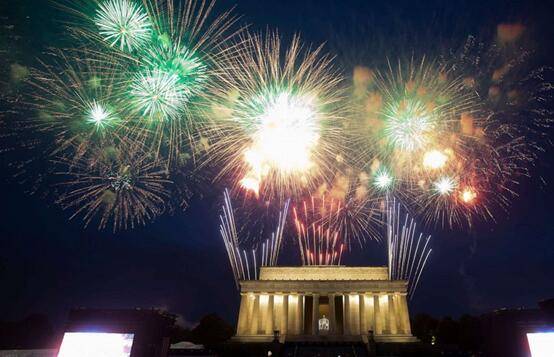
xmin=384 ymin=100 xmax=434 ymax=151
xmin=434 ymin=176 xmax=457 ymax=195
xmin=239 ymin=175 xmax=260 ymax=197
xmin=527 ymin=332 xmax=554 ymax=357
xmin=130 ymin=69 xmax=188 ymax=120
xmin=57 ymin=332 xmax=134 ymax=357
xmin=253 ymin=92 xmax=319 ymax=172
xmin=460 ymin=187 xmax=477 ymax=203
xmin=374 ymin=168 xmax=393 ymax=190
xmin=423 ymin=150 xmax=448 ymax=169
xmin=240 ymin=92 xmax=320 ymax=192
xmin=95 ymin=0 xmax=151 ymax=52
xmin=86 ymin=100 xmax=112 ymax=127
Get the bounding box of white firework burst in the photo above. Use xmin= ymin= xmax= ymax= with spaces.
xmin=94 ymin=0 xmax=152 ymax=52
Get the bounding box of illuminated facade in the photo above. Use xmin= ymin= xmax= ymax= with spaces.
xmin=234 ymin=266 xmax=417 ymax=343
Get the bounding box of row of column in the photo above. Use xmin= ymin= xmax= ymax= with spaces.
xmin=344 ymin=293 xmax=412 ymax=336
xmin=236 ymin=292 xmax=411 ymax=336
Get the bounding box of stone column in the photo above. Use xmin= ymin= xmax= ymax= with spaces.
xmin=344 ymin=295 xmax=350 ymax=335
xmin=311 ymin=294 xmax=319 ymax=335
xmin=399 ymin=294 xmax=411 ymax=334
xmin=367 ymin=294 xmax=375 ymax=333
xmin=380 ymin=294 xmax=390 ymax=334
xmin=359 ymin=294 xmax=367 ymax=335
xmin=350 ymin=295 xmax=360 ymax=335
xmin=265 ymin=294 xmax=275 ymax=334
xmin=393 ymin=294 xmax=403 ymax=334
xmin=259 ymin=295 xmax=267 ymax=334
xmin=297 ymin=295 xmax=304 ymax=334
xmin=281 ymin=294 xmax=289 ymax=335
xmin=388 ymin=294 xmax=398 ymax=334
xmin=373 ymin=295 xmax=382 ymax=335
xmin=272 ymin=295 xmax=280 ymax=332
xmin=245 ymin=294 xmax=256 ymax=335
xmin=237 ymin=294 xmax=248 ymax=335
xmin=250 ymin=294 xmax=260 ymax=334
xmin=287 ymin=295 xmax=297 ymax=334
xmin=329 ymin=294 xmax=336 ymax=334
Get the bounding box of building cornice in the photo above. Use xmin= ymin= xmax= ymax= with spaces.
xmin=239 ymin=279 xmax=408 ymax=294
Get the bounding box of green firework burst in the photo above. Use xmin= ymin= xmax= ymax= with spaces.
xmin=129 ymin=69 xmax=189 ymax=120
xmin=94 ymin=0 xmax=152 ymax=52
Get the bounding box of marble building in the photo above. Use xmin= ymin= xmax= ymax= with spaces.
xmin=234 ymin=266 xmax=417 ymax=344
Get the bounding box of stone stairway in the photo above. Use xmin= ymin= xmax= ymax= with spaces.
xmin=281 ymin=342 xmax=370 ymax=357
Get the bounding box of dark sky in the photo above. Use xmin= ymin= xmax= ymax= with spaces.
xmin=1 ymin=0 xmax=553 ymax=335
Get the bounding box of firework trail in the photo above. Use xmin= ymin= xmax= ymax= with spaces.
xmin=219 ymin=189 xmax=290 ymax=287
xmin=292 ymin=196 xmax=346 ymax=266
xmin=386 ymin=200 xmax=432 ymax=298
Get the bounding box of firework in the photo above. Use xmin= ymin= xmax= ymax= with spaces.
xmin=375 ymin=59 xmax=479 ymax=179
xmin=129 ymin=68 xmax=189 ymax=120
xmin=347 ymin=45 xmax=553 ymax=229
xmin=373 ymin=166 xmax=394 ymax=191
xmin=6 ymin=1 xmax=553 ymax=240
xmin=57 ymin=0 xmax=240 ymax=165
xmin=219 ymin=189 xmax=290 ymax=287
xmin=123 ymin=0 xmax=238 ymax=162
xmin=313 ymin=171 xmax=383 ymax=245
xmin=25 ymin=49 xmax=126 ymax=160
xmin=386 ymin=201 xmax=432 ymax=298
xmin=412 ymin=32 xmax=554 ymax=227
xmin=347 ymin=58 xmax=484 ymax=228
xmin=94 ymin=0 xmax=152 ymax=52
xmin=55 ymin=144 xmax=171 ymax=231
xmin=208 ymin=32 xmax=345 ymax=199
xmin=292 ymin=196 xmax=345 ymax=266
xmin=433 ymin=175 xmax=457 ymax=195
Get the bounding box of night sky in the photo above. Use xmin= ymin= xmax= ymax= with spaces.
xmin=1 ymin=0 xmax=553 ymax=335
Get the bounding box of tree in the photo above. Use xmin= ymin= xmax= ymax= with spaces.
xmin=191 ymin=313 xmax=234 ymax=348
xmin=436 ymin=316 xmax=459 ymax=345
xmin=411 ymin=313 xmax=438 ymax=343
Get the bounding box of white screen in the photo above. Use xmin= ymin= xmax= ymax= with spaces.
xmin=527 ymin=332 xmax=554 ymax=357
xmin=58 ymin=332 xmax=134 ymax=357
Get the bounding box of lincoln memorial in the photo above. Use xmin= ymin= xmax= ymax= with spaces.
xmin=234 ymin=266 xmax=417 ymax=344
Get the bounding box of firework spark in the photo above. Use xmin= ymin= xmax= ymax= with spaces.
xmin=347 ymin=50 xmax=552 ymax=229
xmin=386 ymin=201 xmax=432 ymax=298
xmin=373 ymin=166 xmax=394 ymax=191
xmin=219 ymin=189 xmax=290 ymax=287
xmin=57 ymin=0 xmax=240 ymax=165
xmin=25 ymin=50 xmax=125 ymax=159
xmin=292 ymin=196 xmax=345 ymax=266
xmin=56 ymin=144 xmax=171 ymax=231
xmin=208 ymin=32 xmax=345 ymax=199
xmin=94 ymin=0 xmax=152 ymax=52
xmin=433 ymin=176 xmax=457 ymax=195
xmin=129 ymin=69 xmax=189 ymax=120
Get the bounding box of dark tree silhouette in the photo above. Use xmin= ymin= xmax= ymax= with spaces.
xmin=190 ymin=313 xmax=234 ymax=348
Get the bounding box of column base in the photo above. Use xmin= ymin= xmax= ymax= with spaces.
xmin=234 ymin=333 xmax=418 ymax=344
xmin=373 ymin=334 xmax=419 ymax=343
xmin=232 ymin=335 xmax=275 ymax=343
